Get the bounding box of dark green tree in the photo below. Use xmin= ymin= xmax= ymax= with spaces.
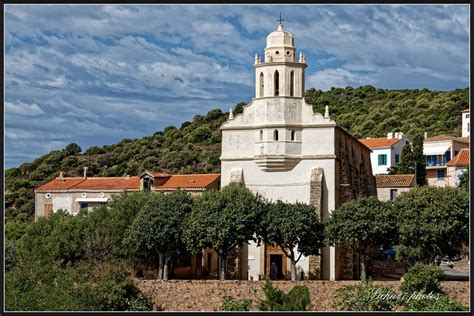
xmin=412 ymin=134 xmax=427 ymax=186
xmin=63 ymin=143 xmax=82 ymax=156
xmin=393 ymin=186 xmax=469 ymax=262
xmin=183 ymin=184 xmax=260 ymax=280
xmin=325 ymin=196 xmax=396 ymax=280
xmin=123 ymin=190 xmax=193 ymax=280
xmin=388 ymin=144 xmax=415 ymax=174
xmin=259 ymin=200 xmax=325 ymax=280
xmin=458 ymin=168 xmax=469 ymax=190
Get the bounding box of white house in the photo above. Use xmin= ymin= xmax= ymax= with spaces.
xmin=220 ymin=22 xmax=376 ymax=281
xmin=462 ymin=108 xmax=470 ymax=138
xmin=359 ymin=132 xmax=412 ymax=175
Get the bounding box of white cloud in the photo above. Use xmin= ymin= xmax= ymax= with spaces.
xmin=5 ymin=100 xmax=45 ymax=116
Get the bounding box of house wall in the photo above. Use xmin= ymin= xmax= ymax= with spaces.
xmin=376 ymin=187 xmax=413 ymax=201
xmin=370 ymin=147 xmax=392 ymax=175
xmin=462 ymin=111 xmax=470 ymax=138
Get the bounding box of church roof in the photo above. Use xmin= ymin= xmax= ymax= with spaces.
xmin=375 ymin=174 xmax=415 ymax=188
xmin=447 ymin=148 xmax=470 ymax=167
xmin=266 ymin=24 xmax=294 ymax=48
xmin=359 ymin=137 xmax=400 ymax=148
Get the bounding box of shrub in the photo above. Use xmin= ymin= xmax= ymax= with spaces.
xmin=400 ymin=263 xmax=444 ymax=294
xmin=333 ymin=279 xmax=398 ymax=311
xmin=403 ymin=293 xmax=468 ymax=311
xmin=220 ymin=296 xmax=252 ymax=311
xmin=258 ymin=280 xmax=311 ymax=311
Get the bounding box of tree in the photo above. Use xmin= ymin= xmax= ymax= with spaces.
xmin=259 ymin=200 xmax=325 ymax=280
xmin=388 ymin=144 xmax=414 ymax=174
xmin=123 ymin=190 xmax=193 ymax=280
xmin=411 ymin=134 xmax=426 ymax=186
xmin=393 ymin=186 xmax=469 ymax=262
xmin=325 ymin=196 xmax=396 ymax=280
xmin=183 ymin=184 xmax=260 ymax=280
xmin=63 ymin=143 xmax=82 ymax=156
xmin=458 ymin=168 xmax=469 ymax=190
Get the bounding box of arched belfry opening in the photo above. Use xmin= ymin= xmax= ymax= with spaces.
xmin=290 ymin=71 xmax=294 ymax=96
xmin=259 ymin=72 xmax=264 ymax=97
xmin=274 ymin=70 xmax=279 ymax=96
xmin=291 ymin=130 xmax=296 ymax=141
xmin=273 ymin=129 xmax=279 ymax=141
xmin=259 ymin=130 xmax=263 ymax=141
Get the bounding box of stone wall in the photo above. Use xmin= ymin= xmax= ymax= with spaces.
xmin=137 ymin=279 xmax=469 ymax=311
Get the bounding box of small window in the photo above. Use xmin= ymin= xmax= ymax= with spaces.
xmin=273 ymin=129 xmax=279 ymax=141
xmin=378 ymin=154 xmax=387 ymax=166
xmin=274 ymin=70 xmax=279 ymax=96
xmin=259 ymin=130 xmax=263 ymax=141
xmin=291 ymin=130 xmax=296 ymax=141
xmin=406 ymin=141 xmax=409 ymax=145
xmin=466 ymin=114 xmax=470 ymax=119
xmin=390 ymin=189 xmax=398 ymax=201
xmin=468 ymin=122 xmax=470 ymax=132
xmin=454 ymin=150 xmax=459 ymax=156
xmin=275 ymin=51 xmax=279 ymax=55
xmin=395 ymin=154 xmax=400 ymax=164
xmin=289 ymin=71 xmax=294 ymax=97
xmin=80 ymin=203 xmax=88 ymax=210
xmin=437 ymin=170 xmax=445 ymax=180
xmin=259 ymin=72 xmax=264 ymax=97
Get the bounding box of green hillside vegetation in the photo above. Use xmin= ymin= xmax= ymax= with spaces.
xmin=5 ymin=86 xmax=469 ymax=223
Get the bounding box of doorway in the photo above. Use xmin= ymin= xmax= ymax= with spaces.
xmin=270 ymin=254 xmax=283 ymax=280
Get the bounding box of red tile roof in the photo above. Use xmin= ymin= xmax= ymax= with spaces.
xmin=447 ymin=148 xmax=470 ymax=167
xmin=36 ymin=177 xmax=140 ymax=191
xmin=155 ymin=174 xmax=220 ymax=190
xmin=359 ymin=137 xmax=400 ymax=148
xmin=424 ymin=134 xmax=470 ymax=144
xmin=375 ymin=174 xmax=415 ymax=188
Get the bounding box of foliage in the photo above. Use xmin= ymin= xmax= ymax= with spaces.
xmin=219 ymin=296 xmax=253 ymax=311
xmin=183 ymin=184 xmax=260 ymax=280
xmin=258 ymin=280 xmax=311 ymax=311
xmin=325 ymin=195 xmax=396 ymax=279
xmin=411 ymin=133 xmax=427 ymax=185
xmin=400 ymin=263 xmax=445 ymax=294
xmin=393 ymin=186 xmax=469 ymax=262
xmin=388 ymin=144 xmax=414 ymax=174
xmin=123 ymin=190 xmax=193 ymax=279
xmin=259 ymin=200 xmax=325 ymax=280
xmin=402 ymin=293 xmax=468 ymax=311
xmin=333 ymin=279 xmax=398 ymax=311
xmin=458 ymin=167 xmax=469 ymax=190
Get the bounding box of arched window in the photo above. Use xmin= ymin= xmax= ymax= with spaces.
xmin=273 ymin=129 xmax=279 ymax=141
xmin=259 ymin=72 xmax=264 ymax=97
xmin=291 ymin=130 xmax=296 ymax=141
xmin=274 ymin=70 xmax=279 ymax=96
xmin=290 ymin=71 xmax=294 ymax=96
xmin=259 ymin=130 xmax=263 ymax=141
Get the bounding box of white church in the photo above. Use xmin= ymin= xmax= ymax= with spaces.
xmin=220 ymin=22 xmax=376 ymax=280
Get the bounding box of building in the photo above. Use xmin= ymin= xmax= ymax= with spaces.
xmin=375 ymin=174 xmax=416 ymax=201
xmin=462 ymin=108 xmax=470 ymax=138
xmin=35 ymin=170 xmax=220 ymax=219
xmin=446 ymin=148 xmax=469 ymax=187
xmin=359 ymin=132 xmax=412 ymax=175
xmin=423 ymin=134 xmax=469 ymax=187
xmin=220 ymin=22 xmax=376 ymax=281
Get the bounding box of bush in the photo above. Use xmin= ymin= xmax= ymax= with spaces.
xmin=403 ymin=293 xmax=468 ymax=311
xmin=220 ymin=296 xmax=252 ymax=311
xmin=258 ymin=280 xmax=311 ymax=311
xmin=400 ymin=263 xmax=444 ymax=294
xmin=333 ymin=279 xmax=398 ymax=311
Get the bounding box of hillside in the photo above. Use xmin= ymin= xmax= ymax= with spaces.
xmin=5 ymin=86 xmax=469 ymax=223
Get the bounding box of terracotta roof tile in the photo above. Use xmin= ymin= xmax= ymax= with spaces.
xmin=36 ymin=177 xmax=140 ymax=191
xmin=424 ymin=134 xmax=470 ymax=144
xmin=155 ymin=174 xmax=220 ymax=190
xmin=359 ymin=137 xmax=400 ymax=148
xmin=375 ymin=174 xmax=415 ymax=188
xmin=447 ymin=148 xmax=470 ymax=167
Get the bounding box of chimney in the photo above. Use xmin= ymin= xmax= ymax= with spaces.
xmin=387 ymin=132 xmax=393 ymax=139
xmin=83 ymin=166 xmax=88 ymax=179
xmin=126 ymin=174 xmax=130 ymax=179
xmin=424 ymin=132 xmax=428 ymax=139
xmin=58 ymin=171 xmax=65 ymax=182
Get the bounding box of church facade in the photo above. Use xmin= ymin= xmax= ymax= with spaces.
xmin=220 ymin=23 xmax=376 ymax=281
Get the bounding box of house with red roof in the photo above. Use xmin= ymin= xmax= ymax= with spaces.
xmin=34 ymin=169 xmax=220 ymax=219
xmin=359 ymin=132 xmax=412 ymax=175
xmin=375 ymin=174 xmax=416 ymax=201
xmin=446 ymin=148 xmax=469 ymax=187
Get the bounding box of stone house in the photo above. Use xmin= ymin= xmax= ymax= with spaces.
xmin=220 ymin=22 xmax=376 ymax=281
xmin=375 ymin=174 xmax=416 ymax=201
xmin=359 ymin=132 xmax=412 ymax=175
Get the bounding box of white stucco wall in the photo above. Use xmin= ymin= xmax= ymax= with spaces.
xmin=462 ymin=111 xmax=470 ymax=138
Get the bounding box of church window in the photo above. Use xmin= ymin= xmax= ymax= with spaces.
xmin=290 ymin=71 xmax=294 ymax=96
xmin=259 ymin=130 xmax=263 ymax=141
xmin=274 ymin=70 xmax=279 ymax=96
xmin=291 ymin=130 xmax=296 ymax=141
xmin=273 ymin=129 xmax=279 ymax=141
xmin=259 ymin=72 xmax=264 ymax=97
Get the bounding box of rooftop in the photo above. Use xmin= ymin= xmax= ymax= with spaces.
xmin=424 ymin=134 xmax=470 ymax=144
xmin=154 ymin=173 xmax=220 ymax=190
xmin=36 ymin=176 xmax=141 ymax=191
xmin=375 ymin=174 xmax=415 ymax=188
xmin=359 ymin=137 xmax=400 ymax=149
xmin=447 ymin=148 xmax=470 ymax=167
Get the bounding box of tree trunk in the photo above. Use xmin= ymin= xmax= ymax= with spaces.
xmin=360 ymin=255 xmax=366 ymax=281
xmin=158 ymin=253 xmax=164 ymax=280
xmin=291 ymin=260 xmax=297 ymax=281
xmin=163 ymin=254 xmax=170 ymax=280
xmin=218 ymin=251 xmax=226 ymax=280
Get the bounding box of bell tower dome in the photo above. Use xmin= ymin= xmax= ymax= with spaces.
xmin=254 ymin=23 xmax=307 ymax=99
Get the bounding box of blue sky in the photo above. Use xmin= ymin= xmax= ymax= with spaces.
xmin=5 ymin=4 xmax=469 ymax=168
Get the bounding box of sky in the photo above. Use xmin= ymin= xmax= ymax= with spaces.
xmin=4 ymin=4 xmax=470 ymax=168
